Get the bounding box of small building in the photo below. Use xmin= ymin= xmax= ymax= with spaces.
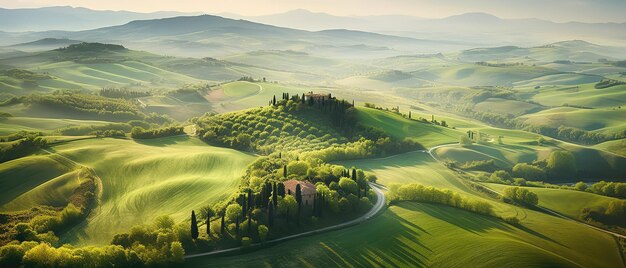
xmin=283 ymin=179 xmax=317 ymax=206
xmin=304 ymin=92 xmax=332 ymax=102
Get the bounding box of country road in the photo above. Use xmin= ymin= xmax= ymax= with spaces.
xmin=184 ymin=182 xmax=386 ymax=259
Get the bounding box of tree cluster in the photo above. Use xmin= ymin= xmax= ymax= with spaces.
xmin=386 ymin=183 xmax=494 ymax=216
xmin=130 ymin=126 xmax=184 ymax=139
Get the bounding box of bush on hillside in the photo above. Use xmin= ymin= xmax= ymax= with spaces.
xmin=387 ymin=183 xmax=494 ymax=216
xmin=546 ymin=150 xmax=576 ymax=179
xmin=502 ymin=187 xmax=539 ymax=206
xmin=512 ymin=163 xmax=546 ymax=180
xmin=130 ymin=126 xmax=184 ymax=139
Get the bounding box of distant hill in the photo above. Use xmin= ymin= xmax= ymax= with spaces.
xmin=8 ymin=38 xmax=82 ymax=52
xmin=227 ymin=10 xmax=626 ymax=47
xmin=0 ymin=6 xmax=199 ymax=32
xmin=0 ymin=15 xmax=470 ymax=58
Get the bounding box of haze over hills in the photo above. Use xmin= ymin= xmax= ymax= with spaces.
xmin=225 ymin=9 xmax=626 ymax=46
xmin=0 ymin=6 xmax=199 ymax=32
xmin=0 ymin=15 xmax=474 ymax=58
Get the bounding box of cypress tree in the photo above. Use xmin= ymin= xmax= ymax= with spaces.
xmin=351 ymin=168 xmax=357 ymax=180
xmin=247 ymin=209 xmax=252 ymax=235
xmin=272 ymin=182 xmax=278 ymax=208
xmin=272 ymin=95 xmax=276 ymax=106
xmin=409 ymin=111 xmax=412 ymax=119
xmin=191 ymin=210 xmax=199 ymax=240
xmin=297 ymin=202 xmax=301 ymax=227
xmin=283 ymin=165 xmax=287 ymax=178
xmin=295 ymin=184 xmax=302 ymax=205
xmin=268 ymin=201 xmax=274 ymax=227
xmin=247 ymin=188 xmax=253 ymax=211
xmin=220 ymin=214 xmax=225 ymax=235
xmin=235 ymin=216 xmax=240 ymax=236
xmin=301 ymin=93 xmax=305 ymax=103
xmin=241 ymin=194 xmax=247 ymax=217
xmin=206 ymin=210 xmax=211 ymax=237
xmin=278 ymin=183 xmax=286 ymax=197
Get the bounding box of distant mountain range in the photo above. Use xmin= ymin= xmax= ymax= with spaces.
xmin=0 ymin=6 xmax=200 ymax=32
xmin=223 ymin=9 xmax=626 ymax=47
xmin=0 ymin=15 xmax=474 ymax=58
xmin=0 ymin=7 xmax=624 ymax=60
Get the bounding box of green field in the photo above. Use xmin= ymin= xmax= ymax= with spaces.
xmin=529 ymin=83 xmax=626 ymax=109
xmin=520 ymin=107 xmax=626 ymax=135
xmin=486 ymin=183 xmax=621 ymax=220
xmin=0 ymin=117 xmax=111 ymax=135
xmin=186 ymin=202 xmax=623 ymax=267
xmin=355 ymin=107 xmax=461 ymax=148
xmin=2 ymin=136 xmax=257 ymax=245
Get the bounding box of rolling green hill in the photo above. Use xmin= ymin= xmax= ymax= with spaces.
xmin=0 ymin=154 xmax=72 ymax=206
xmin=355 ymin=107 xmax=461 ymax=148
xmin=487 ymin=183 xmax=620 ymax=220
xmin=520 ymin=107 xmax=626 ymax=136
xmin=32 ymin=136 xmax=257 ymax=245
xmin=529 ymin=83 xmax=626 ymax=109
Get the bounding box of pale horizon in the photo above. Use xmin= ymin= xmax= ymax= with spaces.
xmin=1 ymin=0 xmax=626 ymax=23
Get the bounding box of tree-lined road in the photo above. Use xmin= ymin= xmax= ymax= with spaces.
xmin=185 ymin=182 xmax=386 ymax=259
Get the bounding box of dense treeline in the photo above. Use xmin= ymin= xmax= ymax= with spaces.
xmin=580 ymin=200 xmax=626 ymax=229
xmin=386 ymin=183 xmax=495 ymax=216
xmin=0 ymin=135 xmax=47 ymax=163
xmin=57 ymin=42 xmax=126 ymax=52
xmin=0 ymin=216 xmax=185 ymax=267
xmin=5 ymin=91 xmax=174 ymax=123
xmin=577 ymin=181 xmax=626 ymax=199
xmin=99 ymin=88 xmax=151 ymax=99
xmin=130 ymin=126 xmax=184 ymax=139
xmin=3 ymin=69 xmax=51 ymax=80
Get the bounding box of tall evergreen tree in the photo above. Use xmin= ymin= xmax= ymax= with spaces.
xmin=206 ymin=210 xmax=211 ymax=237
xmin=220 ymin=214 xmax=225 ymax=235
xmin=295 ymin=184 xmax=302 ymax=205
xmin=247 ymin=188 xmax=254 ymax=211
xmin=278 ymin=183 xmax=286 ymax=197
xmin=268 ymin=201 xmax=275 ymax=227
xmin=283 ymin=165 xmax=287 ymax=178
xmin=247 ymin=209 xmax=252 ymax=235
xmin=272 ymin=182 xmax=278 ymax=208
xmin=235 ymin=216 xmax=240 ymax=236
xmin=272 ymin=95 xmax=276 ymax=106
xmin=191 ymin=210 xmax=199 ymax=240
xmin=351 ymin=168 xmax=357 ymax=180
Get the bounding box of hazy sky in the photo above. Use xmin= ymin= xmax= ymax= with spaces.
xmin=2 ymin=0 xmax=625 ymax=23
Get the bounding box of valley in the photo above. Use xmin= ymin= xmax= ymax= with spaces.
xmin=0 ymin=5 xmax=625 ymax=267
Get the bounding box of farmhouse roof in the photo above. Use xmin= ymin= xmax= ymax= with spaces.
xmin=283 ymin=179 xmax=317 ymax=195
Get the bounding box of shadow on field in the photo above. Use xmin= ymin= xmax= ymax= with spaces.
xmin=201 ymin=206 xmax=432 ymax=267
xmin=406 ymin=202 xmax=565 ymax=247
xmin=132 ymin=135 xmax=190 ymax=147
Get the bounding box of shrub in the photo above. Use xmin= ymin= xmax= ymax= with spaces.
xmin=257 ymin=225 xmax=269 ymax=242
xmin=490 ymin=170 xmax=512 ymax=183
xmin=338 ymin=177 xmax=358 ymax=195
xmin=512 ymin=163 xmax=546 ymax=180
xmin=503 ymin=187 xmax=539 ymax=206
xmin=241 ymin=237 xmax=252 ymax=247
xmin=546 ymin=150 xmax=576 ymax=179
